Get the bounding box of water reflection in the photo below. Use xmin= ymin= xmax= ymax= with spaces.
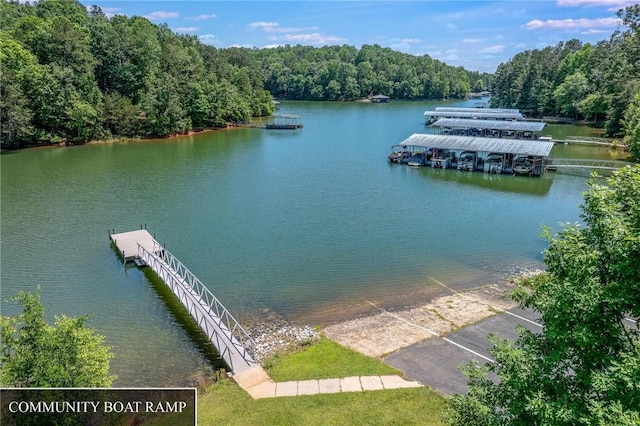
xmin=396 ymin=165 xmax=554 ymax=195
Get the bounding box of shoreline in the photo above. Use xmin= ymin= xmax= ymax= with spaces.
xmin=242 ymin=267 xmax=543 ymax=363
xmin=1 ymin=124 xmax=249 ymax=152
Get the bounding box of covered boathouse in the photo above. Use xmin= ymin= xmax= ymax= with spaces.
xmin=431 ymin=118 xmax=546 ymax=139
xmin=371 ymin=94 xmax=390 ymax=103
xmin=424 ymin=107 xmax=524 ymax=124
xmin=388 ymin=134 xmax=555 ymax=176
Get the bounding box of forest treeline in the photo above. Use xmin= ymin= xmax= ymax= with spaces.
xmin=1 ymin=0 xmax=638 ymax=156
xmin=255 ymin=44 xmax=491 ymax=101
xmin=490 ymin=5 xmax=640 ymax=140
xmin=0 ymin=0 xmax=490 ymax=148
xmin=0 ymin=0 xmax=275 ymax=147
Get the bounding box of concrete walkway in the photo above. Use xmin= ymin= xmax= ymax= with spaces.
xmin=233 ymin=366 xmax=422 ymax=399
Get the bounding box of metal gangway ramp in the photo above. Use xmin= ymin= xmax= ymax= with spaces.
xmin=110 ymin=229 xmax=257 ymax=375
xmin=547 ymin=158 xmax=633 ymax=172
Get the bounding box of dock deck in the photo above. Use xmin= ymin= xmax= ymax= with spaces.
xmin=110 ymin=229 xmax=155 ymax=262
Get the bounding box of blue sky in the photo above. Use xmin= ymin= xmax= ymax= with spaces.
xmin=84 ymin=1 xmax=636 ymax=72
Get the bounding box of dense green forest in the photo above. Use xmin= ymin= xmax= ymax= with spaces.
xmin=0 ymin=0 xmax=275 ymax=147
xmin=1 ymin=0 xmax=638 ymax=158
xmin=0 ymin=0 xmax=489 ymax=148
xmin=254 ymin=44 xmax=490 ymax=101
xmin=490 ymin=5 xmax=640 ymax=141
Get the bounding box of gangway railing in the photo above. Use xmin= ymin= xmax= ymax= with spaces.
xmin=547 ymin=158 xmax=633 ymax=171
xmin=138 ymin=241 xmax=257 ymax=374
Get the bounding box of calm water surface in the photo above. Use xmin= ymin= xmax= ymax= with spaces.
xmin=1 ymin=99 xmax=624 ymax=385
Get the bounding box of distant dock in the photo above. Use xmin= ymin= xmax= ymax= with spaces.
xmin=263 ymin=114 xmax=303 ymax=129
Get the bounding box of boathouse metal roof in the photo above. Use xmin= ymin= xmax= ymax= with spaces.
xmin=435 ymin=107 xmax=520 ymax=114
xmin=423 ymin=110 xmax=524 ymax=120
xmin=432 ymin=118 xmax=546 ymax=132
xmin=396 ymin=134 xmax=555 ymax=157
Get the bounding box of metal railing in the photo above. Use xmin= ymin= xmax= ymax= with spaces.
xmin=557 ymin=137 xmax=628 ymax=149
xmin=547 ymin=158 xmax=633 ymax=171
xmin=138 ymin=240 xmax=256 ymax=374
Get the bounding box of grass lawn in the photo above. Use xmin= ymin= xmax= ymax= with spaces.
xmin=265 ymin=337 xmax=401 ymax=381
xmin=197 ymin=338 xmax=446 ymax=425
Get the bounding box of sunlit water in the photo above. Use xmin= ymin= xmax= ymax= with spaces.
xmin=1 ymin=99 xmax=626 ymax=385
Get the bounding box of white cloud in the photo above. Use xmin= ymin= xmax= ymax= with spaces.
xmin=145 ymin=11 xmax=179 ymax=21
xmin=250 ymin=22 xmax=345 ymax=45
xmin=248 ymin=22 xmax=318 ymax=33
xmin=581 ymin=28 xmax=610 ymax=34
xmin=480 ymin=45 xmax=505 ymax=53
xmin=186 ymin=14 xmax=217 ymax=21
xmin=198 ymin=34 xmax=219 ymax=45
xmin=175 ymin=27 xmax=199 ymax=33
xmin=248 ymin=21 xmax=280 ymax=31
xmin=432 ymin=49 xmax=459 ymax=62
xmin=558 ymin=0 xmax=638 ymax=10
xmin=523 ymin=17 xmax=620 ymax=30
xmin=279 ymin=33 xmax=347 ymax=45
xmin=463 ymin=38 xmax=483 ymax=43
xmin=386 ymin=37 xmax=422 ymax=53
xmin=445 ymin=23 xmax=457 ymax=30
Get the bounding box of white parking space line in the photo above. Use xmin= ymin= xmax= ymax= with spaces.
xmin=429 ymin=276 xmax=543 ymax=328
xmin=362 ymin=299 xmax=495 ymax=364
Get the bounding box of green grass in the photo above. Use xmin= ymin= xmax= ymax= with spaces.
xmin=265 ymin=337 xmax=401 ymax=381
xmin=196 ymin=337 xmax=446 ymax=425
xmin=197 ymin=381 xmax=446 ymax=426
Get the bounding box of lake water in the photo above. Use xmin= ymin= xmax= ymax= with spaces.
xmin=0 ymin=99 xmax=626 ymax=386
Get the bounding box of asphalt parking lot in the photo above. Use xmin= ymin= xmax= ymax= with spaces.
xmin=384 ymin=307 xmax=542 ymax=394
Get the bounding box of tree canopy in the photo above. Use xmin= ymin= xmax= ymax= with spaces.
xmin=445 ymin=165 xmax=640 ymax=425
xmin=253 ymin=43 xmax=490 ymax=101
xmin=490 ymin=5 xmax=640 ymax=141
xmin=0 ymin=0 xmax=275 ymax=148
xmin=0 ymin=289 xmax=115 ymax=387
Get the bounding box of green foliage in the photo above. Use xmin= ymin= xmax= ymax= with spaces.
xmin=579 ymin=93 xmax=607 ymax=124
xmin=265 ymin=337 xmax=399 ymax=382
xmin=623 ymin=92 xmax=640 ymax=161
xmin=553 ymin=71 xmax=589 ymax=119
xmin=492 ymin=7 xmax=640 ymax=138
xmin=445 ymin=165 xmax=640 ymax=425
xmin=0 ymin=0 xmax=274 ymax=147
xmin=256 ymin=44 xmax=489 ymax=101
xmin=0 ymin=289 xmax=116 ymax=387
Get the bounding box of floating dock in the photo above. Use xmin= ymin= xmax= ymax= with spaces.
xmin=109 ymin=229 xmax=257 ymax=375
xmin=109 ymin=229 xmax=156 ymax=263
